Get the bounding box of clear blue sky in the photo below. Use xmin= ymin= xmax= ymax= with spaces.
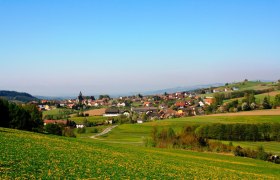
xmin=0 ymin=0 xmax=280 ymax=96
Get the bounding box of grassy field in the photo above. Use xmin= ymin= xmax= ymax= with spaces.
xmin=98 ymin=115 xmax=280 ymax=143
xmin=42 ymin=108 xmax=76 ymax=118
xmin=1 ymin=127 xmax=280 ymax=179
xmin=69 ymin=116 xmax=107 ymax=124
xmin=74 ymin=126 xmax=110 ymax=138
xmin=223 ymin=90 xmax=280 ymax=104
xmin=219 ymin=140 xmax=280 ymax=154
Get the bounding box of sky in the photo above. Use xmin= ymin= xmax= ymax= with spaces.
xmin=0 ymin=0 xmax=280 ymax=96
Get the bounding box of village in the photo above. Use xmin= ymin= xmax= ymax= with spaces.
xmin=38 ymin=85 xmax=244 ymax=127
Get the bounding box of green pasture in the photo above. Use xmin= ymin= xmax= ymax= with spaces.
xmin=42 ymin=108 xmax=76 ymax=118
xmin=74 ymin=126 xmax=109 ymax=138
xmin=69 ymin=116 xmax=107 ymax=124
xmin=1 ymin=127 xmax=280 ymax=179
xmin=98 ymin=115 xmax=280 ymax=143
xmin=220 ymin=140 xmax=280 ymax=155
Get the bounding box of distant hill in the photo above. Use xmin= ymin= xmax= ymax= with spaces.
xmin=141 ymin=83 xmax=224 ymax=95
xmin=0 ymin=90 xmax=38 ymax=103
xmin=35 ymin=95 xmax=75 ymax=100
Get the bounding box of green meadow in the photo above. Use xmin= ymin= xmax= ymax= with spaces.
xmin=98 ymin=115 xmax=280 ymax=143
xmin=1 ymin=127 xmax=280 ymax=179
xmin=69 ymin=116 xmax=107 ymax=124
xmin=220 ymin=140 xmax=280 ymax=154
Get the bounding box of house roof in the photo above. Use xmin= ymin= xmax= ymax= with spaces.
xmin=105 ymin=108 xmax=120 ymax=114
xmin=175 ymin=101 xmax=186 ymax=107
xmin=44 ymin=120 xmax=69 ymax=125
xmin=131 ymin=107 xmax=158 ymax=113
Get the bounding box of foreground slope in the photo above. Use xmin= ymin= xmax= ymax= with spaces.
xmin=1 ymin=128 xmax=280 ymax=179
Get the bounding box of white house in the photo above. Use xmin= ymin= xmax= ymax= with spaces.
xmin=117 ymin=102 xmax=126 ymax=107
xmin=137 ymin=120 xmax=143 ymax=124
xmin=199 ymin=101 xmax=205 ymax=107
xmin=76 ymin=124 xmax=85 ymax=128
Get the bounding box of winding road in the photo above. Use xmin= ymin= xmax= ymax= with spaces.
xmin=90 ymin=125 xmax=118 ymax=139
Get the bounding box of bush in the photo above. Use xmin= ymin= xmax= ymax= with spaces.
xmin=77 ymin=127 xmax=86 ymax=134
xmin=90 ymin=128 xmax=98 ymax=133
xmin=63 ymin=127 xmax=76 ymax=137
xmin=45 ymin=124 xmax=62 ymax=136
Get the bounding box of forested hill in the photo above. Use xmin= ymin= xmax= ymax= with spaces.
xmin=0 ymin=90 xmax=38 ymax=103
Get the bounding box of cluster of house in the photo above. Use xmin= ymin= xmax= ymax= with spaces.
xmin=40 ymin=86 xmax=242 ymax=127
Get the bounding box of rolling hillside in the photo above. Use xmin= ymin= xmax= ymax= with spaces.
xmin=0 ymin=90 xmax=38 ymax=103
xmin=1 ymin=127 xmax=280 ymax=179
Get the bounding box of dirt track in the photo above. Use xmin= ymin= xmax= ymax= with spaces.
xmin=208 ymin=108 xmax=280 ymax=116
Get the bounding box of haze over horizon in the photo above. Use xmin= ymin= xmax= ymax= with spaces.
xmin=1 ymin=0 xmax=280 ymax=96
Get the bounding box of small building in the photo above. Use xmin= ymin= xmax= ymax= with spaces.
xmin=103 ymin=108 xmax=121 ymax=117
xmin=76 ymin=124 xmax=85 ymax=128
xmin=137 ymin=119 xmax=143 ymax=124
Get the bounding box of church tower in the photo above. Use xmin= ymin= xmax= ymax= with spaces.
xmin=77 ymin=91 xmax=83 ymax=104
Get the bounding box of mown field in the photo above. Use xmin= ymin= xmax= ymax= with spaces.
xmin=69 ymin=116 xmax=107 ymax=124
xmin=1 ymin=127 xmax=280 ymax=179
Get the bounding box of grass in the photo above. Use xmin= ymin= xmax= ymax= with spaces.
xmin=74 ymin=126 xmax=109 ymax=138
xmin=254 ymin=91 xmax=280 ymax=104
xmin=1 ymin=127 xmax=280 ymax=179
xmin=98 ymin=115 xmax=280 ymax=143
xmin=219 ymin=140 xmax=280 ymax=154
xmin=69 ymin=116 xmax=107 ymax=124
xmin=199 ymin=81 xmax=275 ymax=98
xmin=223 ymin=90 xmax=280 ymax=104
xmin=42 ymin=108 xmax=76 ymax=118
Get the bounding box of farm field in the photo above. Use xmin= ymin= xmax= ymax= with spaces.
xmin=98 ymin=115 xmax=280 ymax=143
xmin=1 ymin=127 xmax=280 ymax=179
xmin=208 ymin=108 xmax=280 ymax=116
xmin=82 ymin=108 xmax=106 ymax=116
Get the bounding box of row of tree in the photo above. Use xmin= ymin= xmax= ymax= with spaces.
xmin=195 ymin=123 xmax=280 ymax=141
xmin=0 ymin=98 xmax=43 ymax=131
xmin=146 ymin=126 xmax=280 ymax=164
xmin=205 ymin=92 xmax=279 ymax=114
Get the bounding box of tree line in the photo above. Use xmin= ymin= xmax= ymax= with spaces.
xmin=145 ymin=125 xmax=280 ymax=164
xmin=0 ymin=98 xmax=43 ymax=131
xmin=195 ymin=123 xmax=280 ymax=141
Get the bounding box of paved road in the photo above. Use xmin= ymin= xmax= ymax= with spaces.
xmin=90 ymin=125 xmax=118 ymax=139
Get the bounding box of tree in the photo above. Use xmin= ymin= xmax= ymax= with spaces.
xmin=213 ymin=93 xmax=225 ymax=106
xmin=0 ymin=98 xmax=10 ymax=127
xmin=274 ymin=94 xmax=280 ymax=107
xmin=45 ymin=123 xmax=62 ymax=135
xmin=9 ymin=103 xmax=31 ymax=130
xmin=262 ymin=97 xmax=272 ymax=109
xmin=241 ymin=102 xmax=250 ymax=111
xmin=137 ymin=94 xmax=143 ymax=99
xmin=99 ymin=95 xmax=110 ymax=100
xmin=23 ymin=104 xmax=43 ymax=130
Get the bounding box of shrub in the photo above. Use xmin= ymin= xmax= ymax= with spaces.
xmin=90 ymin=128 xmax=98 ymax=133
xmin=63 ymin=127 xmax=76 ymax=138
xmin=77 ymin=127 xmax=86 ymax=134
xmin=45 ymin=124 xmax=62 ymax=136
